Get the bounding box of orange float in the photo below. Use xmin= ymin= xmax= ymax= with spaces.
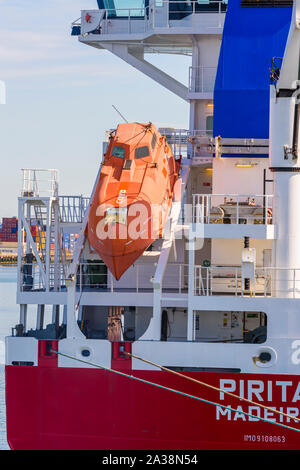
xmin=88 ymin=122 xmax=181 ymax=280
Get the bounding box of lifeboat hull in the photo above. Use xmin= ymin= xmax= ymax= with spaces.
xmin=88 ymin=123 xmax=180 ymax=280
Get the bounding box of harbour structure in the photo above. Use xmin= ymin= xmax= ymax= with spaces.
xmin=0 ymin=217 xmax=18 ymax=243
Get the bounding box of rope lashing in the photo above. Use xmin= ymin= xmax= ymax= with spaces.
xmin=50 ymin=349 xmax=300 ymax=435
xmin=125 ymin=351 xmax=300 ymax=425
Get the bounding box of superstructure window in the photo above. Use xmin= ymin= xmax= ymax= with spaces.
xmin=206 ymin=115 xmax=213 ymax=135
xmin=151 ymin=133 xmax=157 ymax=150
xmin=104 ymin=207 xmax=127 ymax=225
xmin=112 ymin=146 xmax=125 ymax=159
xmin=135 ymin=146 xmax=150 ymax=159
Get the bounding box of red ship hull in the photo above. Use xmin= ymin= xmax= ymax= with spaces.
xmin=5 ymin=360 xmax=300 ymax=450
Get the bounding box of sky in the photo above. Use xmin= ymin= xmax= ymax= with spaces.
xmin=0 ymin=0 xmax=190 ymax=219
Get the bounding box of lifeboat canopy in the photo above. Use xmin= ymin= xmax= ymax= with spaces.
xmin=88 ymin=122 xmax=181 ymax=280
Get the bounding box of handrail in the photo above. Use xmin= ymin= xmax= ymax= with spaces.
xmin=20 ymin=261 xmax=300 ymax=299
xmin=194 ymin=265 xmax=300 ymax=298
xmin=72 ymin=17 xmax=81 ymax=26
xmin=189 ymin=66 xmax=217 ymax=93
xmin=19 ymin=261 xmax=189 ymax=294
xmin=192 ymin=193 xmax=274 ymax=225
xmin=59 ymin=195 xmax=90 ymax=224
xmin=159 ymin=128 xmax=212 ymax=158
xmin=75 ymin=1 xmax=226 ymax=36
xmin=21 ymin=169 xmax=59 ymax=198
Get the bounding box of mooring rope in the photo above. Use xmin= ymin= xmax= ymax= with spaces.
xmin=125 ymin=351 xmax=300 ymax=424
xmin=51 ymin=349 xmax=300 ymax=435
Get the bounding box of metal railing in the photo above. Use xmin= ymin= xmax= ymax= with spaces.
xmin=161 ymin=263 xmax=189 ymax=293
xmin=75 ymin=1 xmax=226 ymax=36
xmin=191 ymin=194 xmax=274 ymax=225
xmin=76 ymin=262 xmax=188 ymax=293
xmin=101 ymin=7 xmax=148 ymax=34
xmin=21 ymin=169 xmax=59 ymax=199
xmin=194 ymin=265 xmax=300 ymax=298
xmin=20 ymin=263 xmax=67 ymax=292
xmin=159 ymin=128 xmax=213 ymax=159
xmin=59 ymin=195 xmax=90 ymax=224
xmin=19 ymin=261 xmax=189 ymax=294
xmin=76 ymin=262 xmax=154 ymax=292
xmin=189 ymin=66 xmax=217 ymax=93
xmin=20 ymin=261 xmax=300 ymax=299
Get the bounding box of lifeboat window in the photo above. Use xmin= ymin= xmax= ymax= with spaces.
xmin=135 ymin=146 xmax=150 ymax=159
xmin=112 ymin=146 xmax=125 ymax=159
xmin=104 ymin=207 xmax=127 ymax=225
xmin=151 ymin=133 xmax=157 ymax=150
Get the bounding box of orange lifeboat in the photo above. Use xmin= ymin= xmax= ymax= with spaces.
xmin=88 ymin=122 xmax=181 ymax=280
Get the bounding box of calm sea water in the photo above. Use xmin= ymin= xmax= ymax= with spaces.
xmin=0 ymin=267 xmax=54 ymax=450
xmin=0 ymin=266 xmax=18 ymax=450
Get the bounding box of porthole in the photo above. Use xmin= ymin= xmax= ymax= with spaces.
xmin=81 ymin=349 xmax=91 ymax=358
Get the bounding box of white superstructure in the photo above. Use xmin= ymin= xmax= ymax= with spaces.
xmin=8 ymin=0 xmax=300 ymax=380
